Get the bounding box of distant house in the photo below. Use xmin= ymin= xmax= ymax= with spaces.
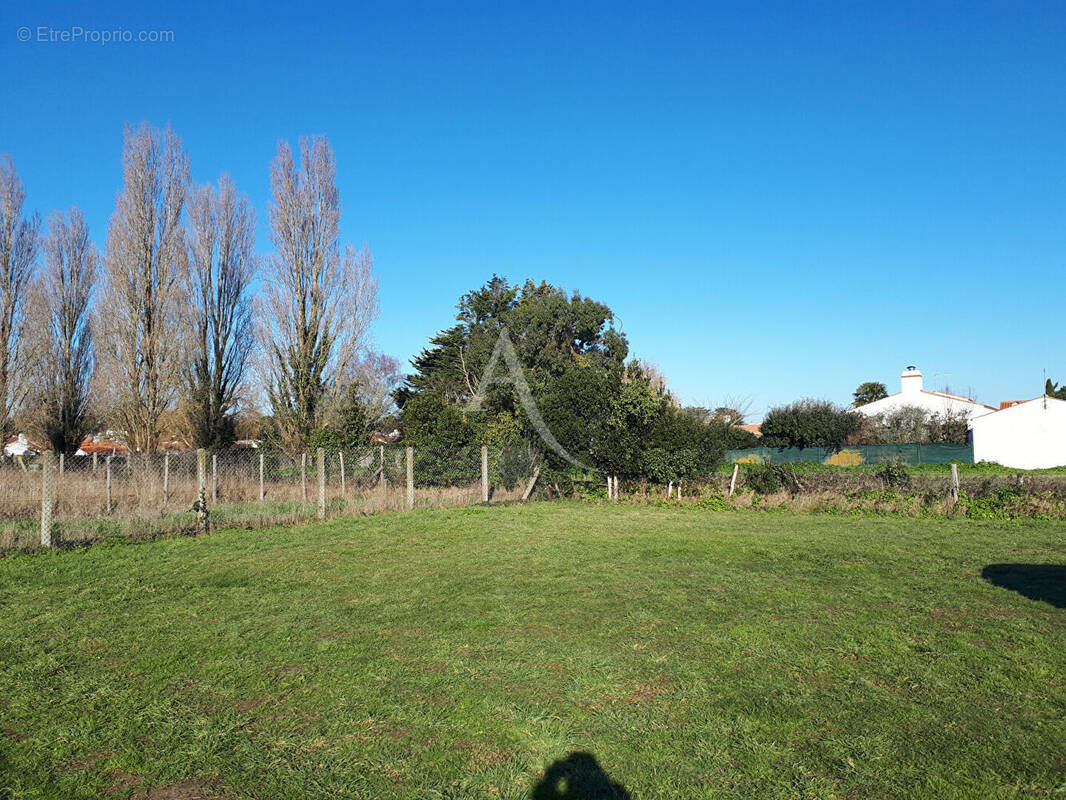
xmin=854 ymin=367 xmax=995 ymax=421
xmin=4 ymin=434 xmax=41 ymax=457
xmin=971 ymin=396 xmax=1066 ymax=469
xmin=76 ymin=436 xmax=129 ymax=456
xmin=369 ymin=430 xmax=400 ymax=444
xmin=736 ymin=423 xmax=762 ymax=438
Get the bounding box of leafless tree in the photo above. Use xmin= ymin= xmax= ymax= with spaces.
xmin=27 ymin=208 xmax=97 ymax=454
xmin=96 ymin=123 xmax=189 ymax=452
xmin=626 ymin=359 xmax=679 ymax=406
xmin=259 ymin=135 xmax=379 ymax=452
xmin=341 ymin=350 xmax=403 ymax=432
xmin=711 ymin=395 xmax=755 ymax=425
xmin=182 ymin=175 xmax=256 ymax=449
xmin=0 ymin=155 xmax=40 ymax=440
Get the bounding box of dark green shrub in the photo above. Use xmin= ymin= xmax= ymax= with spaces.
xmin=760 ymin=399 xmax=861 ymax=449
xmin=497 ymin=447 xmax=537 ymax=491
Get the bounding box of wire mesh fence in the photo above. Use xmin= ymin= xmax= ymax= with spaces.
xmin=12 ymin=444 xmax=1057 ymax=551
xmin=1 ymin=445 xmax=543 ymax=551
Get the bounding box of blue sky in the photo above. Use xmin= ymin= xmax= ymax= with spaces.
xmin=1 ymin=0 xmax=1063 ymax=419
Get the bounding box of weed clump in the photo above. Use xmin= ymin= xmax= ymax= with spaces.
xmin=875 ymin=459 xmax=910 ymax=491
xmin=744 ymin=462 xmax=801 ymax=494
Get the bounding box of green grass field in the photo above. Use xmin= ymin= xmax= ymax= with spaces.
xmin=2 ymin=503 xmax=1064 ymax=799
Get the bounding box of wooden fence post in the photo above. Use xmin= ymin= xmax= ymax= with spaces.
xmin=728 ymin=463 xmax=739 ymax=497
xmin=481 ymin=445 xmax=489 ymax=503
xmin=40 ymin=451 xmax=55 ymax=548
xmin=105 ymin=455 xmax=113 ymax=514
xmin=163 ymin=451 xmax=170 ymax=505
xmin=317 ymin=448 xmax=326 ymax=521
xmin=259 ymin=452 xmax=265 ymax=502
xmin=950 ymin=463 xmax=960 ymax=505
xmin=521 ymin=464 xmax=542 ymax=501
xmin=196 ymin=449 xmax=208 ymax=532
xmin=301 ymin=453 xmax=307 ymax=502
xmin=405 ymin=446 xmax=414 ymax=510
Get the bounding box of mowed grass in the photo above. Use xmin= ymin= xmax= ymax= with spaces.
xmin=1 ymin=503 xmax=1064 ymax=799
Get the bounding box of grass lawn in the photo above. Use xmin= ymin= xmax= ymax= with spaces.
xmin=1 ymin=503 xmax=1064 ymax=799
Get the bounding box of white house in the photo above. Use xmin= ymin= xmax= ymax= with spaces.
xmin=854 ymin=367 xmax=995 ymax=421
xmin=971 ymin=396 xmax=1066 ymax=469
xmin=3 ymin=433 xmax=39 ymax=457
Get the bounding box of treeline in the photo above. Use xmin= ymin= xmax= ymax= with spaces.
xmin=395 ymin=276 xmax=760 ymax=487
xmin=0 ymin=125 xmax=397 ymax=455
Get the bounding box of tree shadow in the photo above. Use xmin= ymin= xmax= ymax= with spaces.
xmin=982 ymin=564 xmax=1066 ymax=609
xmin=531 ymin=752 xmax=631 ymax=799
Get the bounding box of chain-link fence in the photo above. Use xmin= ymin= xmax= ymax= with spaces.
xmin=1 ymin=445 xmax=544 ymax=551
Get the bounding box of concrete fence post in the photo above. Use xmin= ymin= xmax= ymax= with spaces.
xmin=405 ymin=446 xmax=414 ymax=510
xmin=58 ymin=452 xmax=64 ymax=477
xmin=259 ymin=452 xmax=265 ymax=502
xmin=196 ymin=449 xmax=208 ymax=532
xmin=163 ymin=451 xmax=170 ymax=505
xmin=317 ymin=448 xmax=326 ymax=521
xmin=481 ymin=445 xmax=489 ymax=503
xmin=211 ymin=453 xmax=218 ymax=503
xmin=40 ymin=450 xmax=55 ymax=548
xmin=728 ymin=464 xmax=739 ymax=497
xmin=339 ymin=451 xmax=346 ymax=496
xmin=92 ymin=451 xmax=98 ymax=473
xmin=667 ymin=480 xmax=673 ymax=499
xmin=379 ymin=445 xmax=385 ymax=493
xmin=301 ymin=453 xmax=307 ymax=502
xmin=950 ymin=463 xmax=960 ymax=505
xmin=105 ymin=455 xmax=113 ymax=514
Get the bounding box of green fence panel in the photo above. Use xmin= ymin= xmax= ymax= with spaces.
xmin=725 ymin=443 xmax=973 ymax=466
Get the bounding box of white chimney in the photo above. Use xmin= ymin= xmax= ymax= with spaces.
xmin=901 ymin=366 xmax=922 ymax=395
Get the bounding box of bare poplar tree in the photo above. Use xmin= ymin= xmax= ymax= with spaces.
xmin=183 ymin=175 xmax=256 ymax=449
xmin=27 ymin=208 xmax=97 ymax=454
xmin=260 ymin=135 xmax=379 ymax=452
xmin=97 ymin=123 xmax=189 ymax=452
xmin=343 ymin=351 xmax=403 ymax=431
xmin=0 ymin=155 xmax=39 ymax=440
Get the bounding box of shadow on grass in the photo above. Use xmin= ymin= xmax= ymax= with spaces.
xmin=531 ymin=752 xmax=631 ymax=799
xmin=982 ymin=564 xmax=1066 ymax=609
